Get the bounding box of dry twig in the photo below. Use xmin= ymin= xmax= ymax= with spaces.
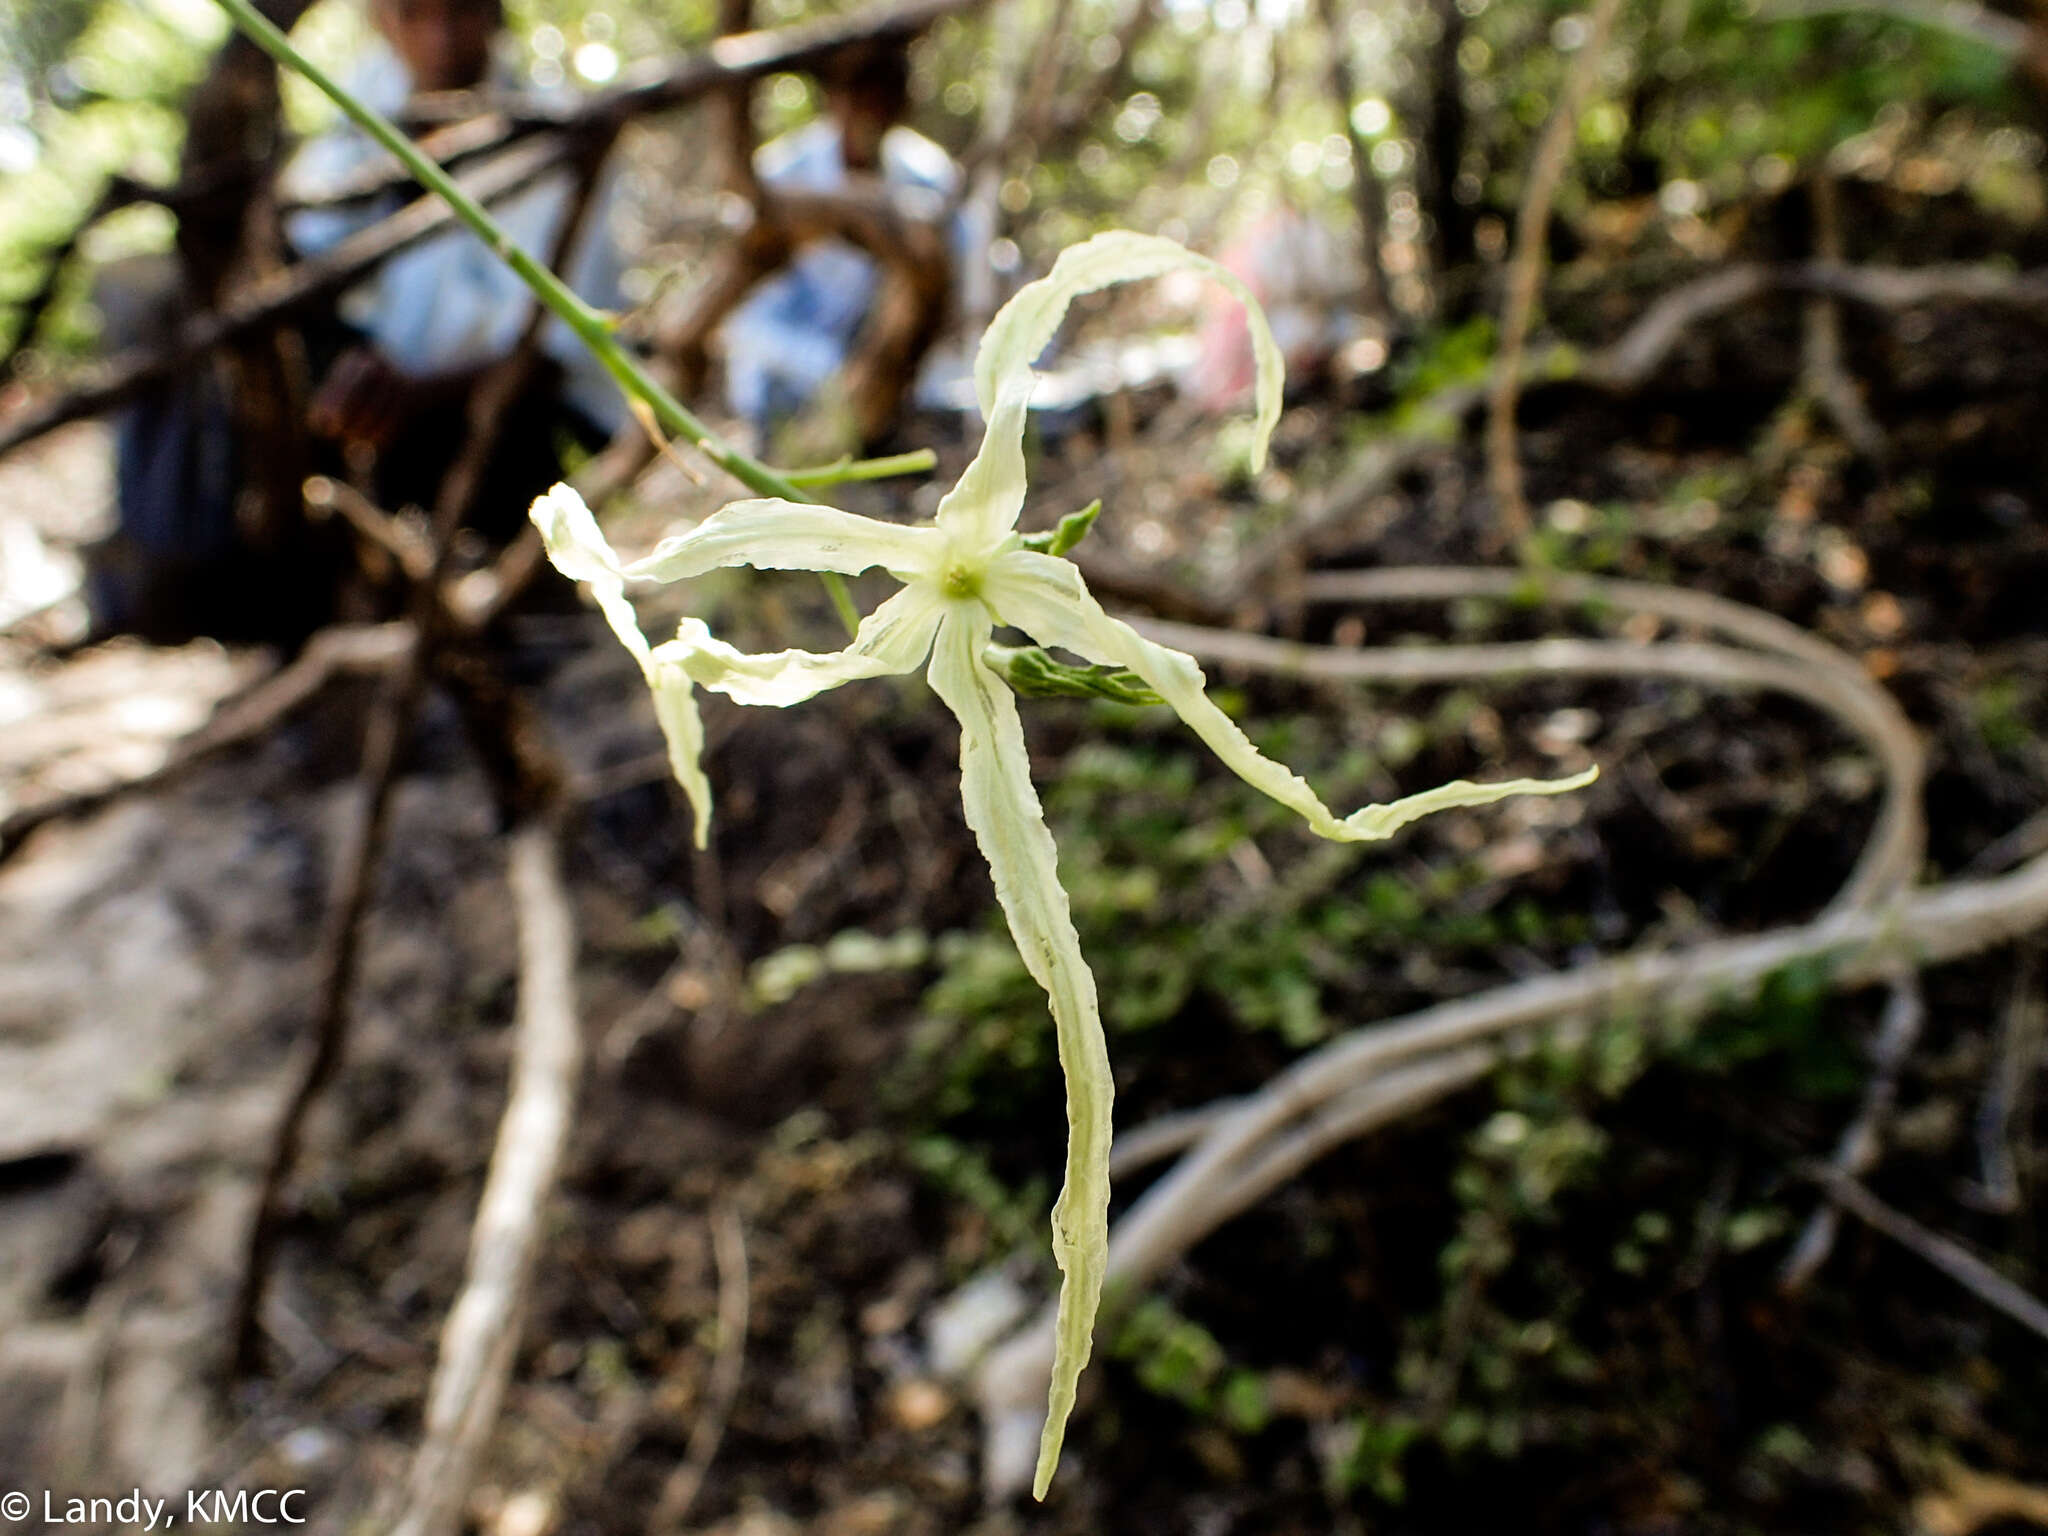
xmin=649 ymin=1200 xmax=752 ymax=1535
xmin=1293 ymin=564 xmax=1926 ymax=911
xmin=1484 ymin=0 xmax=1625 ymax=538
xmin=1799 ymin=1163 xmax=2048 ymax=1343
xmin=1789 ymin=175 xmax=1887 ymax=460
xmin=1969 ymin=950 xmax=2041 ymax=1213
xmin=229 ymin=644 xmax=434 ymax=1376
xmin=231 ymin=156 xmax=609 ymax=1374
xmin=304 ymin=475 xmax=435 ymax=581
xmin=1779 ymin=971 xmax=1926 ymax=1288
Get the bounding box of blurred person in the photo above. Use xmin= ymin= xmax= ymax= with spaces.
xmin=1185 ymin=205 xmax=1360 ymax=414
xmin=720 ymin=38 xmax=979 ymax=446
xmin=281 ymin=0 xmax=629 ymax=523
xmin=89 ymin=0 xmax=628 ymax=643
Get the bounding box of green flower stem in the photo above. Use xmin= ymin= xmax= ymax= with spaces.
xmin=820 ymin=564 xmax=863 ymax=635
xmin=210 ymin=0 xmax=881 ymax=633
xmin=777 ymin=449 xmax=939 ymax=488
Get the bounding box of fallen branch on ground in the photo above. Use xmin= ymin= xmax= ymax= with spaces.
xmin=1291 ymin=564 xmax=1927 ymax=912
xmin=1788 ymin=175 xmax=1888 ymax=462
xmin=1169 ymin=590 xmax=1935 ymax=1293
xmin=386 ymin=823 xmax=581 ymax=1536
xmin=1214 ymin=259 xmax=2048 ymax=607
xmin=1487 ymin=253 xmax=2048 ymax=525
xmin=1581 ymin=259 xmax=2048 ymax=394
xmin=967 ymin=838 xmax=2048 ymax=1497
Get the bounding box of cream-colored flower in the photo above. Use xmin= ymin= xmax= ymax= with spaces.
xmin=533 ymin=231 xmax=1595 ymax=1496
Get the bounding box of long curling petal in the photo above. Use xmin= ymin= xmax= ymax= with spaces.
xmin=626 ymin=498 xmax=939 ymax=583
xmin=650 ymin=585 xmax=945 ymax=708
xmin=931 ymin=373 xmax=1034 ymax=547
xmin=532 ymin=486 xmax=716 ymax=843
xmin=924 ymin=607 xmax=1112 ymax=1501
xmin=975 ymin=230 xmax=1286 ymax=472
xmin=985 ymin=549 xmax=1598 ymax=838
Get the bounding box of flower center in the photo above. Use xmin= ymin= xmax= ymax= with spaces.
xmin=941 ymin=560 xmax=983 ymax=600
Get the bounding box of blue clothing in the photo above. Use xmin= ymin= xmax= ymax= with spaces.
xmin=722 ymin=120 xmax=972 ymax=435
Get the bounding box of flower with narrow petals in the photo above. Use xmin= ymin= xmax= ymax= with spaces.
xmin=532 ymin=231 xmax=1595 ymax=1497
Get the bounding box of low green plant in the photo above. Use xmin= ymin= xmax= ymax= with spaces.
xmin=1111 ymin=1296 xmax=1272 ymax=1433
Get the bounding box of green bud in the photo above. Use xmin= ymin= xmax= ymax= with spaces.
xmin=983 ymin=643 xmax=1164 ymax=706
xmin=1018 ymin=500 xmax=1103 ymax=558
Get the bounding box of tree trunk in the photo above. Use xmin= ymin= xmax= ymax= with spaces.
xmin=1420 ymin=0 xmax=1476 ymax=304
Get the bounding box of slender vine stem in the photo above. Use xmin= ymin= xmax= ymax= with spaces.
xmin=778 ymin=448 xmax=938 ymax=487
xmin=209 ymin=0 xmax=911 ymax=632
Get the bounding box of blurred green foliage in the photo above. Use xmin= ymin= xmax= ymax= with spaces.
xmin=6 ymin=0 xmax=2043 ymax=360
xmin=0 ymin=0 xmax=211 ymax=353
xmin=1111 ymin=1296 xmax=1273 ymax=1432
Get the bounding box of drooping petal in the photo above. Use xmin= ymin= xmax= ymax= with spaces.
xmin=924 ymin=607 xmax=1112 ymax=1501
xmin=974 ymin=230 xmax=1286 ymax=472
xmin=931 ymin=372 xmax=1034 ymax=547
xmin=533 ymin=486 xmax=716 ymax=843
xmin=647 ymin=659 xmax=716 ymax=850
xmin=626 ymin=498 xmax=939 ymax=583
xmin=531 ymin=484 xmax=651 ymax=665
xmin=986 ymin=549 xmax=1598 ymax=839
xmin=650 ymin=584 xmax=946 ymax=708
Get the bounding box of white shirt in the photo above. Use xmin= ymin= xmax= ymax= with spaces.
xmin=280 ymin=41 xmax=628 ymax=432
